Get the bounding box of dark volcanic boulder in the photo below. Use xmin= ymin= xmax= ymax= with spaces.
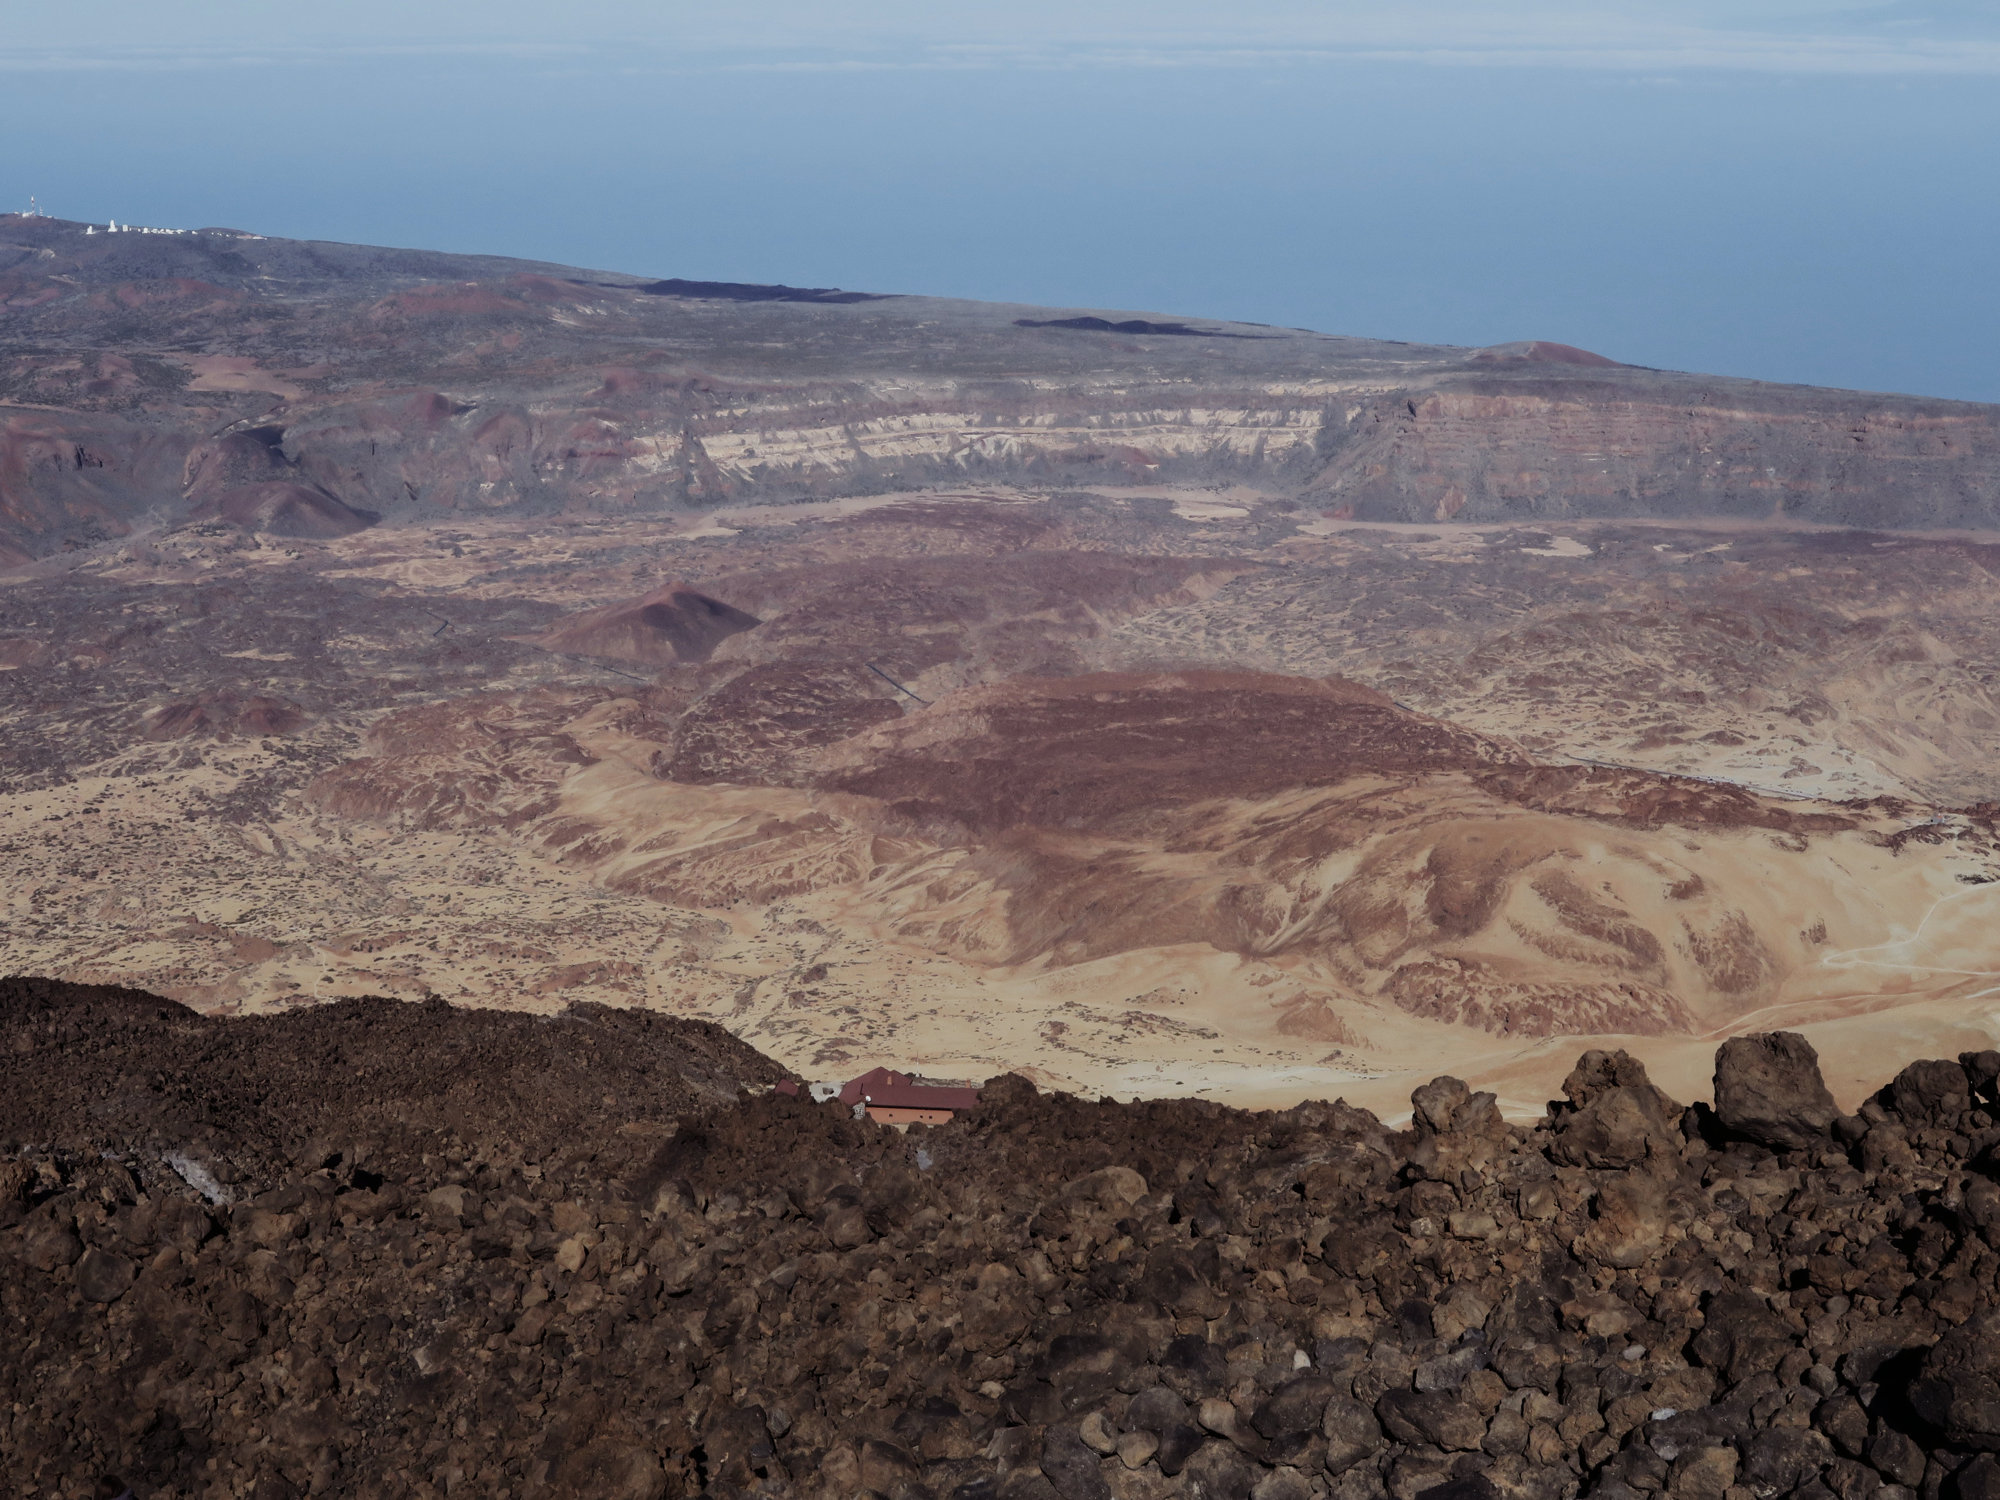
xmin=1375 ymin=1390 xmax=1486 ymax=1451
xmin=1252 ymin=1376 xmax=1339 ymax=1441
xmin=1415 ymin=1477 xmax=1497 ymax=1500
xmin=1959 ymin=1454 xmax=2000 ymax=1500
xmin=1040 ymin=1425 xmax=1110 ymax=1500
xmin=1320 ymin=1395 xmax=1385 ymax=1474
xmin=1713 ymin=1032 xmax=1839 ymax=1148
xmin=1549 ymin=1049 xmax=1683 ymax=1168
xmin=1692 ymin=1290 xmax=1796 ymax=1382
xmin=1879 ymin=1058 xmax=1972 ymax=1129
xmin=1738 ymin=1428 xmax=1833 ymax=1495
xmin=74 ymin=1245 xmax=135 ymax=1302
xmin=1405 ymin=1075 xmax=1509 ymax=1181
xmin=1156 ymin=1425 xmax=1209 ymax=1477
xmin=1181 ymin=1441 xmax=1259 ymax=1500
xmin=1912 ymin=1311 xmax=2000 ymax=1450
xmin=1127 ymin=1387 xmax=1193 ymax=1435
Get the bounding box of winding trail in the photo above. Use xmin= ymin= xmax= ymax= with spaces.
xmin=1815 ymin=879 xmax=2000 ymax=999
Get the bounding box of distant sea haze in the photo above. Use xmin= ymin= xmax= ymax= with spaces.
xmin=3 ymin=1 xmax=1996 ymax=400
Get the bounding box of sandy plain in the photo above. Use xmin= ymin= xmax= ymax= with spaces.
xmin=3 ymin=488 xmax=1998 ymax=1117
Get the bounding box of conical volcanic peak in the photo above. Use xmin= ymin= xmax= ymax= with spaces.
xmin=539 ymin=581 xmax=762 ymax=666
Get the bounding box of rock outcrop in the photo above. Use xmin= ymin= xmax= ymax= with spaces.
xmin=1911 ymin=1312 xmax=2000 ymax=1452
xmin=6 ymin=983 xmax=2000 ymax=1500
xmin=1713 ymin=1033 xmax=1841 ymax=1149
xmin=1546 ymin=1051 xmax=1684 ymax=1170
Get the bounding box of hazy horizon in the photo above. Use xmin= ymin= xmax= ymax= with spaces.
xmin=3 ymin=0 xmax=1995 ymax=401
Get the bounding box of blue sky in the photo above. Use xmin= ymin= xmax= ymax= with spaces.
xmin=2 ymin=2 xmax=1995 ymax=400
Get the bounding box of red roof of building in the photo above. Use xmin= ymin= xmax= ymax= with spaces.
xmin=838 ymin=1067 xmax=979 ymax=1113
xmin=838 ymin=1067 xmax=911 ymax=1105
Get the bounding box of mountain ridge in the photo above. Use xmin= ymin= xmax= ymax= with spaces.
xmin=4 ymin=213 xmax=1999 ymax=567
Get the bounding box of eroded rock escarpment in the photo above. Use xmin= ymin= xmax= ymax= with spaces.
xmin=9 ymin=978 xmax=2000 ymax=1500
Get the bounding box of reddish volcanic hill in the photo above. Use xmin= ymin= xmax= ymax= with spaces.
xmin=142 ymin=692 xmax=305 ymax=741
xmin=809 ymin=671 xmax=1526 ymax=832
xmin=182 ymin=426 xmax=377 ymax=538
xmin=539 ymin=582 xmax=762 ymax=666
xmin=193 ymin=482 xmax=377 ymax=539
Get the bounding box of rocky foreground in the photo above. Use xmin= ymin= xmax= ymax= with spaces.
xmin=6 ymin=978 xmax=2000 ymax=1500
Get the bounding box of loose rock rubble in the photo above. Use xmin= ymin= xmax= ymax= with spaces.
xmin=6 ymin=978 xmax=2000 ymax=1500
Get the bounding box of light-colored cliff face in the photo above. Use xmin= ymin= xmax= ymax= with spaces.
xmin=261 ymin=381 xmax=1348 ymax=518
xmin=132 ymin=371 xmax=2000 ymax=545
xmin=685 ymin=397 xmax=1332 ymax=486
xmin=4 ymin=213 xmax=2000 ymax=564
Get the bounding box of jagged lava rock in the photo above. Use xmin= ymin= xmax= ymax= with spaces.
xmin=1912 ymin=1311 xmax=2000 ymax=1450
xmin=9 ymin=976 xmax=2000 ymax=1499
xmin=1547 ymin=1048 xmax=1683 ymax=1169
xmin=1712 ymin=1030 xmax=1840 ymax=1148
